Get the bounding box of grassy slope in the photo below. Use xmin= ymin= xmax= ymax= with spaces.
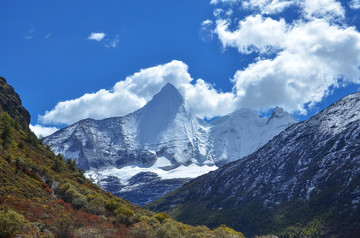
xmin=147 ymin=149 xmax=360 ymax=237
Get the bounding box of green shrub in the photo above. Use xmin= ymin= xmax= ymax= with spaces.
xmin=105 ymin=198 xmax=119 ymax=212
xmin=115 ymin=206 xmax=135 ymax=226
xmin=15 ymin=157 xmax=27 ymax=170
xmin=58 ymin=182 xmax=88 ymax=209
xmin=52 ymin=157 xmax=64 ymax=172
xmin=66 ymin=158 xmax=77 ymax=172
xmin=86 ymin=195 xmax=105 ymax=215
xmin=214 ymin=224 xmax=245 ymax=238
xmin=153 ymin=213 xmax=170 ymax=224
xmin=18 ymin=141 xmax=25 ymax=149
xmin=72 ymin=193 xmax=88 ymax=209
xmin=155 ymin=219 xmax=184 ymax=238
xmin=115 ymin=206 xmax=134 ymax=217
xmin=27 ymin=133 xmax=38 ymax=147
xmin=64 ymin=188 xmax=87 ymax=209
xmin=0 ymin=209 xmax=25 ymax=238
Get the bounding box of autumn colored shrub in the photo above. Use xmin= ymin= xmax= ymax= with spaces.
xmin=24 ymin=168 xmax=41 ymax=181
xmin=42 ymin=182 xmax=53 ymax=193
xmin=75 ymin=210 xmax=101 ymax=226
xmin=131 ymin=221 xmax=154 ymax=238
xmin=55 ymin=198 xmax=65 ymax=205
xmin=55 ymin=213 xmax=74 ymax=238
xmin=13 ymin=199 xmax=31 ymax=211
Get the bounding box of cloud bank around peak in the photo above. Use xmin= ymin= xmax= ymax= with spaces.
xmin=38 ymin=60 xmax=236 ymax=125
xmin=30 ymin=124 xmax=59 ymax=138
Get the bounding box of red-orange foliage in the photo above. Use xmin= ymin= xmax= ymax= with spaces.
xmin=64 ymin=202 xmax=73 ymax=212
xmin=55 ymin=199 xmax=73 ymax=213
xmin=75 ymin=210 xmax=102 ymax=226
xmin=27 ymin=205 xmax=47 ymax=222
xmin=13 ymin=199 xmax=31 ymax=211
xmin=41 ymin=182 xmax=53 ymax=193
xmin=116 ymin=224 xmax=129 ymax=238
xmin=0 ymin=196 xmax=5 ymax=204
xmin=23 ymin=168 xmax=41 ymax=180
xmin=55 ymin=198 xmax=65 ymax=205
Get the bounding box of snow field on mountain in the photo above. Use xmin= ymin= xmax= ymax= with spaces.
xmin=85 ymin=156 xmax=218 ymax=186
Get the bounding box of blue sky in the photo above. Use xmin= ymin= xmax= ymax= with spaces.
xmin=1 ymin=0 xmax=360 ymax=137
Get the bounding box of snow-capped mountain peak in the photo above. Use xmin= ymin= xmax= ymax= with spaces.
xmin=267 ymin=107 xmax=297 ymax=124
xmin=138 ymin=83 xmax=185 ymax=117
xmin=133 ymin=83 xmax=193 ymax=146
xmin=208 ymin=107 xmax=297 ymax=165
xmin=44 ymin=84 xmax=297 ymax=205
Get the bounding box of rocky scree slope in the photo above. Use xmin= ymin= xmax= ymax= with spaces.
xmin=148 ymin=92 xmax=360 ymax=237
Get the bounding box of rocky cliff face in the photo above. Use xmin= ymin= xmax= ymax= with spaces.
xmin=148 ymin=92 xmax=360 ymax=237
xmin=0 ymin=76 xmax=30 ymax=125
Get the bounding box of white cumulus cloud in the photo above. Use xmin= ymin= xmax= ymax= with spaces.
xmin=88 ymin=32 xmax=106 ymax=41
xmin=350 ymin=0 xmax=360 ymax=9
xmin=215 ymin=15 xmax=288 ymax=54
xmin=30 ymin=124 xmax=59 ymax=138
xmin=242 ymin=0 xmax=293 ymax=14
xmin=212 ymin=0 xmax=345 ymax=19
xmin=212 ymin=0 xmax=360 ymax=114
xmin=210 ymin=0 xmax=240 ymax=5
xmin=302 ymin=0 xmax=345 ymax=21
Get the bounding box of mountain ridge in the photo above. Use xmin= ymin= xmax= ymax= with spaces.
xmin=147 ymin=91 xmax=360 ymax=237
